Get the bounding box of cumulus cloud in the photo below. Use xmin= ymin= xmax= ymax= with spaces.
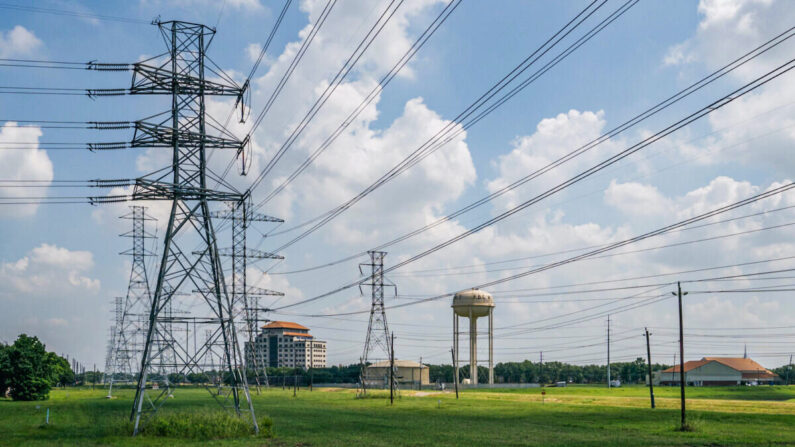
xmin=486 ymin=110 xmax=622 ymax=212
xmin=0 ymin=123 xmax=53 ymax=218
xmin=0 ymin=26 xmax=42 ymax=58
xmin=1 ymin=244 xmax=104 ymax=365
xmin=0 ymin=243 xmax=100 ymax=297
xmin=141 ymin=0 xmax=263 ymax=11
xmin=605 ymin=180 xmax=674 ymax=218
xmin=606 ymin=176 xmax=763 ymax=220
xmin=662 ymin=0 xmax=795 ymax=173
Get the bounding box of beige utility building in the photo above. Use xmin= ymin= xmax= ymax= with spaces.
xmin=453 ymin=288 xmax=495 ymax=385
xmin=244 ymin=321 xmax=327 ymax=369
xmin=365 ymin=360 xmax=430 ymax=386
xmin=655 ymin=357 xmax=781 ymax=386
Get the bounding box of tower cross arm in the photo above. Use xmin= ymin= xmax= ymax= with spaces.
xmin=130 ymin=63 xmax=244 ymax=97
xmin=131 ymin=121 xmax=246 ymax=150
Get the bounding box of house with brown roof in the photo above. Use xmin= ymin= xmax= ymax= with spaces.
xmin=656 ymin=357 xmax=781 ymax=386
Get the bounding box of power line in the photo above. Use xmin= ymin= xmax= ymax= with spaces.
xmin=268 ymin=24 xmax=795 ymax=274
xmin=0 ymin=2 xmax=149 ymax=24
xmin=376 ymin=59 xmax=795 ymax=277
xmin=244 ymin=0 xmax=466 ymax=202
xmin=387 ymin=220 xmax=795 ymax=278
xmin=260 ymin=0 xmax=634 ymax=253
xmin=210 ymin=0 xmax=464 ymax=241
xmin=273 ymin=180 xmax=795 ymax=315
xmin=244 ymin=0 xmax=409 ymax=190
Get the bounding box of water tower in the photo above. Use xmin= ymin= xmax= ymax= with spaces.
xmin=453 ymin=288 xmax=495 ymax=385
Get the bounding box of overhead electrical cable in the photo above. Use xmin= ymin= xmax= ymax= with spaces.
xmin=243 ymin=0 xmax=339 ymax=141
xmin=244 ymin=0 xmax=468 ymax=201
xmin=0 ymin=2 xmax=149 ymax=24
xmin=374 ymin=59 xmax=795 ymax=276
xmin=208 ymin=0 xmax=293 ymax=172
xmin=243 ymin=0 xmax=410 ymax=191
xmin=269 ymin=24 xmax=795 ymax=274
xmin=273 ymin=179 xmax=795 ymax=315
xmin=210 ymin=0 xmax=464 ymax=240
xmin=270 ymin=55 xmax=795 ymax=312
xmin=255 ymin=0 xmax=632 ymax=252
xmin=387 ymin=220 xmax=795 ymax=278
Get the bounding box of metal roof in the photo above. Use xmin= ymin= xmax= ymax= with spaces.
xmin=262 ymin=321 xmax=309 ymax=330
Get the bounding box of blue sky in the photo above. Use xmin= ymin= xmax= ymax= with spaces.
xmin=1 ymin=0 xmax=794 ymax=372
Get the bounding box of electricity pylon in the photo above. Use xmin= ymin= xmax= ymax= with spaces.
xmin=104 ymin=206 xmax=157 ymax=397
xmin=211 ymin=200 xmax=284 ymax=391
xmin=359 ymin=251 xmax=397 ymax=394
xmin=111 ymin=20 xmax=257 ymax=435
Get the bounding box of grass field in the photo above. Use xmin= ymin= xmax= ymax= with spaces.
xmin=1 ymin=385 xmax=793 ymax=446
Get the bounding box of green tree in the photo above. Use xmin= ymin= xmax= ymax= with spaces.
xmin=2 ymin=334 xmax=52 ymax=400
xmin=0 ymin=343 xmax=10 ymax=395
xmin=45 ymin=352 xmax=73 ymax=386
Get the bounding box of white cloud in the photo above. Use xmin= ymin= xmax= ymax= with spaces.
xmin=1 ymin=244 xmax=103 ymax=366
xmin=141 ymin=0 xmax=263 ymax=11
xmin=604 ymin=180 xmax=674 ymax=218
xmin=486 ymin=110 xmax=620 ymax=212
xmin=0 ymin=123 xmax=53 ymax=218
xmin=662 ymin=0 xmax=795 ymax=174
xmin=0 ymin=26 xmax=42 ymax=58
xmin=606 ymin=177 xmax=763 ymax=220
xmin=0 ymin=243 xmax=100 ymax=297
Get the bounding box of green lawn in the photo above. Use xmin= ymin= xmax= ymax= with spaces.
xmin=1 ymin=385 xmax=793 ymax=446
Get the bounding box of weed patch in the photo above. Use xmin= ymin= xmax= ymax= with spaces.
xmin=132 ymin=411 xmax=272 ymax=440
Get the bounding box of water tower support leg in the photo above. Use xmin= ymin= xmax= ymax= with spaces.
xmin=488 ymin=307 xmax=494 ymax=385
xmin=470 ymin=308 xmax=477 ymax=385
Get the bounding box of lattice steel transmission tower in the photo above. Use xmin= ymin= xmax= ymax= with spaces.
xmin=359 ymin=251 xmax=397 ymax=393
xmin=115 ymin=20 xmax=257 ymax=435
xmin=211 ymin=200 xmax=284 ymax=391
xmin=104 ymin=206 xmax=157 ymax=397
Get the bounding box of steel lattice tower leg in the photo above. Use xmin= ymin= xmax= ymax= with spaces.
xmin=106 ymin=206 xmax=157 ymax=397
xmin=360 ymin=251 xmax=397 ymax=393
xmin=128 ymin=21 xmax=257 ymax=435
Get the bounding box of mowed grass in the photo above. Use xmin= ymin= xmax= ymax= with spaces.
xmin=0 ymin=385 xmax=793 ymax=446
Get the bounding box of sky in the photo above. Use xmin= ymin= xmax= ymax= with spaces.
xmin=1 ymin=0 xmax=794 ymax=373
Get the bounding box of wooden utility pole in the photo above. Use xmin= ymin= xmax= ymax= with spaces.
xmin=389 ymin=332 xmax=395 ymax=405
xmin=644 ymin=328 xmax=655 ymax=409
xmin=607 ymin=315 xmax=611 ymax=389
xmin=451 ymin=348 xmax=459 ymax=399
xmin=673 ymin=282 xmax=688 ymax=430
xmin=787 ymin=354 xmax=792 ymax=385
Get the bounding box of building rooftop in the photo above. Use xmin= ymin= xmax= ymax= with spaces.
xmin=661 ymin=357 xmax=778 ymax=377
xmin=262 ymin=321 xmax=309 ymax=331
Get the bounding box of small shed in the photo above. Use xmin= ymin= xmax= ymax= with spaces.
xmin=365 ymin=360 xmax=430 ymax=386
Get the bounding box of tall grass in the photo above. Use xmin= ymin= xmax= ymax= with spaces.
xmin=132 ymin=411 xmax=272 ymax=440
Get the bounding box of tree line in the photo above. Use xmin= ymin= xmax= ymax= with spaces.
xmin=242 ymin=358 xmax=673 ymax=386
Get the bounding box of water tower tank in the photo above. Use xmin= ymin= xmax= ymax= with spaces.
xmin=452 ymin=288 xmax=494 ymax=317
